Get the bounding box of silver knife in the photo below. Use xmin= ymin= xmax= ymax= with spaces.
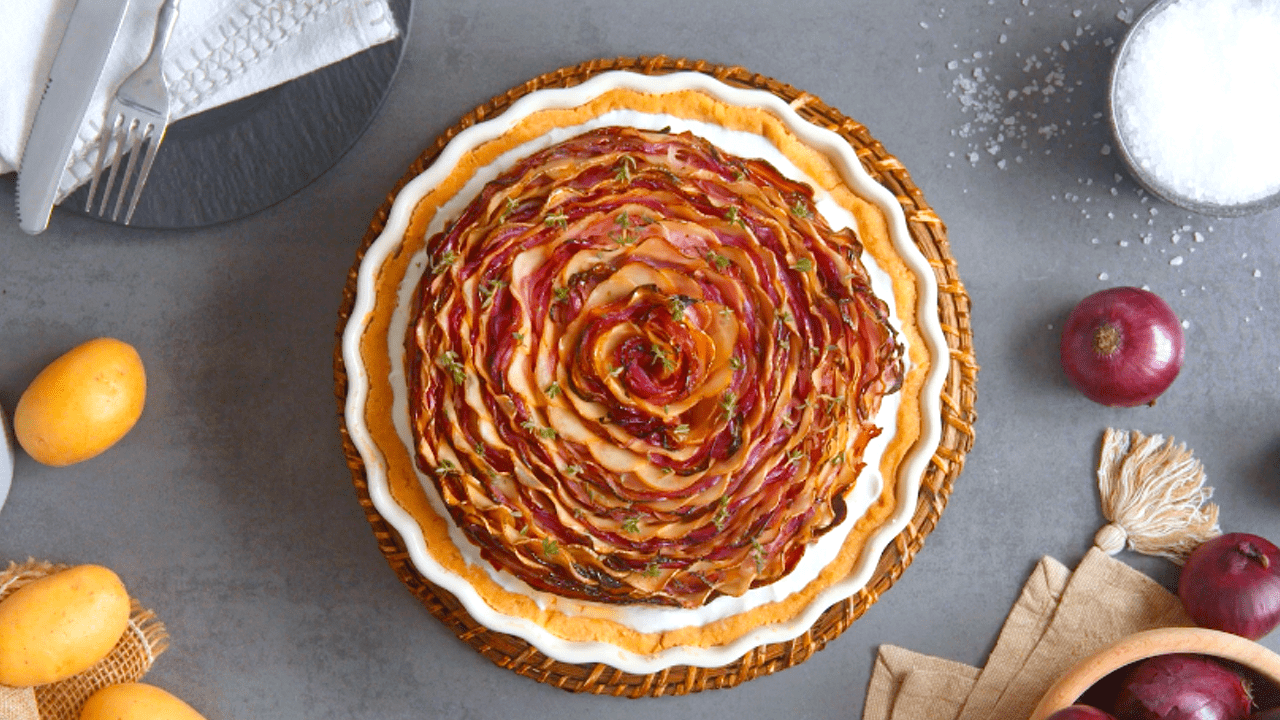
xmin=17 ymin=0 xmax=134 ymax=235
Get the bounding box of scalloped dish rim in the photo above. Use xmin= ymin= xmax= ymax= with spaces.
xmin=341 ymin=70 xmax=950 ymax=673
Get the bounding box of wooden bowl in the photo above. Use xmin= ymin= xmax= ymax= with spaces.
xmin=1029 ymin=627 xmax=1280 ymax=720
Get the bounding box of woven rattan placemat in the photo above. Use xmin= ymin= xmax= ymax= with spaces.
xmin=333 ymin=55 xmax=978 ymax=697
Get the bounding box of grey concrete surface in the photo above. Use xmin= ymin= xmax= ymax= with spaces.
xmin=1 ymin=1 xmax=1278 ymax=718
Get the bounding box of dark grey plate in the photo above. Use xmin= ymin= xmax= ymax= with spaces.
xmin=64 ymin=0 xmax=411 ymax=229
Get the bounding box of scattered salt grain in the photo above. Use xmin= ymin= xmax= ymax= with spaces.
xmin=1113 ymin=0 xmax=1280 ymax=206
xmin=1170 ymin=256 xmax=1184 ymax=266
xmin=1255 ymin=269 xmax=1263 ymax=278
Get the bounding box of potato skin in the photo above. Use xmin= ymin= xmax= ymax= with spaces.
xmin=0 ymin=564 xmax=131 ymax=686
xmin=79 ymin=683 xmax=207 ymax=720
xmin=15 ymin=337 xmax=147 ymax=467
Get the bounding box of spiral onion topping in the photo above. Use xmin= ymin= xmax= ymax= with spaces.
xmin=408 ymin=126 xmax=903 ymax=608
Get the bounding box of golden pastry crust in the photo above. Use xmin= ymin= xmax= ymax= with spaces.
xmin=357 ymin=87 xmax=930 ymax=653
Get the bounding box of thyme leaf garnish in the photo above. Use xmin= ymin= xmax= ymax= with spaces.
xmin=719 ymin=391 xmax=737 ymax=418
xmin=712 ymin=496 xmax=730 ymax=530
xmin=519 ymin=420 xmax=558 ymax=440
xmin=650 ymin=344 xmax=676 ymax=372
xmin=478 ymin=278 xmax=507 ymax=308
xmin=431 ymin=250 xmax=458 ymax=275
xmin=790 ymin=257 xmax=814 ymax=273
xmin=614 ymin=155 xmax=637 ymax=183
xmin=436 ymin=351 xmax=466 ymax=384
xmin=706 ymin=251 xmax=732 ymax=271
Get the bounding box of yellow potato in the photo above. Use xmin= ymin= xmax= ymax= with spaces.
xmin=80 ymin=683 xmax=207 ymax=720
xmin=15 ymin=337 xmax=146 ymax=466
xmin=0 ymin=564 xmax=131 ymax=687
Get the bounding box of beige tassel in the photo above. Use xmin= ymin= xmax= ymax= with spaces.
xmin=1092 ymin=428 xmax=1221 ymax=564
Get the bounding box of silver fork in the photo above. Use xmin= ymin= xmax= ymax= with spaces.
xmin=85 ymin=0 xmax=181 ymax=225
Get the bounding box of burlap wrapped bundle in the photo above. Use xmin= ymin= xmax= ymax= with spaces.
xmin=0 ymin=560 xmax=168 ymax=720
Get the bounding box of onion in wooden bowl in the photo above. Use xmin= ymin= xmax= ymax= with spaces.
xmin=1030 ymin=627 xmax=1280 ymax=720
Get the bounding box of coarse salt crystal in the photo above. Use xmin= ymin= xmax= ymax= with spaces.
xmin=1170 ymin=255 xmax=1184 ymax=266
xmin=1113 ymin=0 xmax=1280 ymax=206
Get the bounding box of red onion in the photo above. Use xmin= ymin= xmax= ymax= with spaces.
xmin=1180 ymin=533 xmax=1280 ymax=640
xmin=1114 ymin=654 xmax=1253 ymax=720
xmin=1059 ymin=287 xmax=1184 ymax=407
xmin=1047 ymin=705 xmax=1119 ymax=720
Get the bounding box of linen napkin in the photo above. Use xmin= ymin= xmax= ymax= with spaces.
xmin=0 ymin=0 xmax=399 ymax=199
xmin=865 ymin=428 xmax=1220 ymax=720
xmin=864 ymin=548 xmax=1195 ymax=720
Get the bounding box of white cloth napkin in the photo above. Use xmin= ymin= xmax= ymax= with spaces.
xmin=1 ymin=0 xmax=399 ymax=199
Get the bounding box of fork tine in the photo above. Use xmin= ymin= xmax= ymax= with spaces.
xmin=87 ymin=0 xmax=180 ymax=226
xmin=109 ymin=122 xmax=146 ymax=222
xmin=96 ymin=119 xmax=133 ymax=216
xmin=84 ymin=116 xmax=118 ymax=213
xmin=123 ymin=125 xmax=161 ymax=225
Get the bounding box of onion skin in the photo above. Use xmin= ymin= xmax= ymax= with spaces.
xmin=1114 ymin=654 xmax=1253 ymax=720
xmin=1047 ymin=705 xmax=1119 ymax=720
xmin=1059 ymin=287 xmax=1184 ymax=407
xmin=1180 ymin=533 xmax=1280 ymax=640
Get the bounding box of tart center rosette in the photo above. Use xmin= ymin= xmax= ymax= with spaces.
xmin=408 ymin=126 xmax=903 ymax=608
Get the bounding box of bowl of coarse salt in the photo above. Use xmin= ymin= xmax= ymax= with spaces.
xmin=1109 ymin=0 xmax=1280 ymax=217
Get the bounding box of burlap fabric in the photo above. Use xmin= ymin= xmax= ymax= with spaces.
xmin=0 ymin=560 xmax=168 ymax=720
